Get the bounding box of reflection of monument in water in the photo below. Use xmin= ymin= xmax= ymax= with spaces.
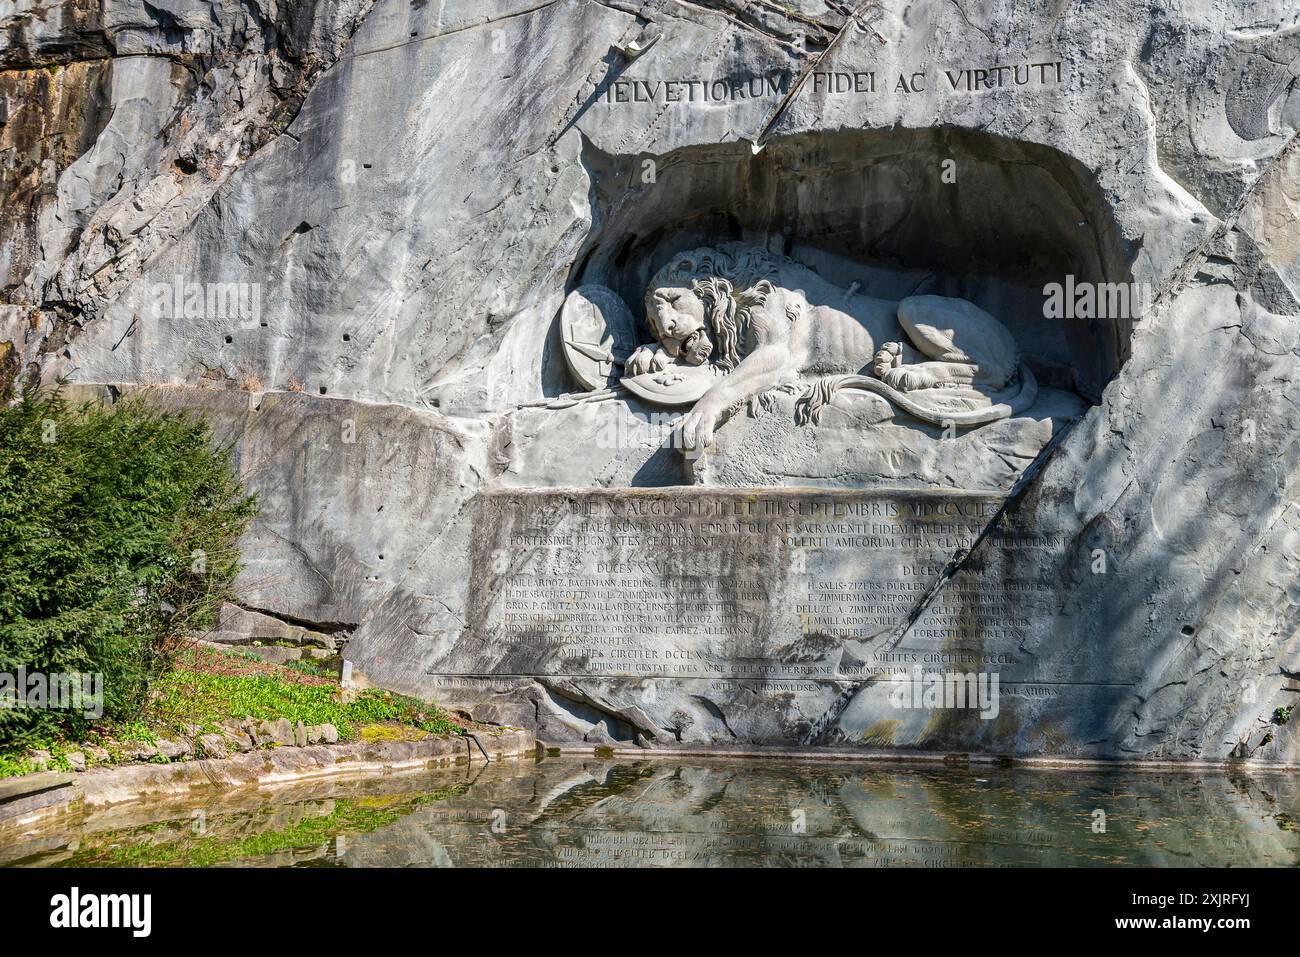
xmin=325 ymin=758 xmax=1300 ymax=869
xmin=13 ymin=756 xmax=1300 ymax=868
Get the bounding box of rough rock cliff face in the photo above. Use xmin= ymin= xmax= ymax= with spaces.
xmin=3 ymin=0 xmax=1298 ymax=762
xmin=0 ymin=0 xmax=377 ymax=386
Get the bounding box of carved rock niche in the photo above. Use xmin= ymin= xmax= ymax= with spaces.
xmin=536 ymin=127 xmax=1135 ymax=493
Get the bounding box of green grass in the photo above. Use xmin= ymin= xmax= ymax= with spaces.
xmin=0 ymin=736 xmax=88 ymax=775
xmin=0 ymin=752 xmax=41 ymax=777
xmin=282 ymin=656 xmax=339 ymax=678
xmin=149 ymin=665 xmax=463 ymax=742
xmin=0 ymin=647 xmax=463 ymax=778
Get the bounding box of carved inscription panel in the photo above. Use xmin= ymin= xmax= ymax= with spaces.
xmin=460 ymin=489 xmax=1058 ymax=683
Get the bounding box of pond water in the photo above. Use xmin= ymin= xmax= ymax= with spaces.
xmin=5 ymin=755 xmax=1299 ymax=867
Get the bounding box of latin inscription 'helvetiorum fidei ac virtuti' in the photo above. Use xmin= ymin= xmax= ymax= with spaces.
xmin=601 ymin=62 xmax=1065 ymax=105
xmin=463 ymin=489 xmax=1059 ymax=684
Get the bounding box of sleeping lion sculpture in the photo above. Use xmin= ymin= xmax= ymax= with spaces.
xmin=561 ymin=243 xmax=1038 ymax=453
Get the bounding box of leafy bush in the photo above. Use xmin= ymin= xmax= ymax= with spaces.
xmin=0 ymin=387 xmax=257 ymax=746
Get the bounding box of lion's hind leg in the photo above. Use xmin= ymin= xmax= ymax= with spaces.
xmin=896 ymin=294 xmax=1019 ymax=389
xmin=881 ymin=361 xmax=979 ymax=391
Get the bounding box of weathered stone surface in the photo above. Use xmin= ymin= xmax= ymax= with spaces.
xmin=208 ymin=602 xmax=340 ymax=650
xmin=62 ymin=383 xmax=485 ymax=639
xmin=394 ymin=488 xmax=1116 ymax=752
xmin=0 ymin=770 xmax=77 ymax=831
xmin=156 ymin=738 xmax=192 ymax=760
xmin=1 ymin=0 xmax=381 ymax=352
xmin=0 ymin=770 xmax=73 ymax=803
xmin=699 ymin=387 xmax=1086 ymax=491
xmin=122 ymin=742 xmax=157 ymax=761
xmin=219 ymin=719 xmax=256 ymax=752
xmin=3 ymin=0 xmax=1298 ymax=764
xmin=197 ymin=734 xmax=229 ymax=760
xmin=71 ymin=728 xmax=534 ymax=806
xmin=257 ymin=718 xmax=296 ymax=747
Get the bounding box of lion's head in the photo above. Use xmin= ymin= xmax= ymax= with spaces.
xmin=645 ymin=244 xmax=793 ymax=372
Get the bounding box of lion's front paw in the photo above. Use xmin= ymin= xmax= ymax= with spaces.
xmin=678 ymin=405 xmax=718 ymax=455
xmin=871 ymin=342 xmax=903 ymax=378
xmin=625 ymin=344 xmax=670 ymax=377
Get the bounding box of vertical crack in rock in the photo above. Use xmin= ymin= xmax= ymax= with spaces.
xmin=801 ymin=420 xmax=1079 ymax=746
xmin=750 ymin=0 xmax=880 ymax=148
xmin=345 ymin=0 xmax=564 ymax=60
xmin=1148 ymin=128 xmax=1300 ymax=319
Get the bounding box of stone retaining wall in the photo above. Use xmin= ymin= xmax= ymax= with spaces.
xmin=0 ymin=729 xmax=533 ymax=831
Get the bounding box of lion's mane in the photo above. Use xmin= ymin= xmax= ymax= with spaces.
xmin=645 ymin=243 xmax=800 ymax=373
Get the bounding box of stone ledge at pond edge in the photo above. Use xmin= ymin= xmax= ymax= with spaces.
xmin=0 ymin=729 xmax=533 ymax=825
xmin=0 ymin=771 xmax=78 ymax=833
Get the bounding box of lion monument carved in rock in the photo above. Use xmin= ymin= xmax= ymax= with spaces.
xmin=558 ymin=243 xmax=1038 ymax=452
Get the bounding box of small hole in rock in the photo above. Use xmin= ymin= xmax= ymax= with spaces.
xmin=1181 ymin=625 xmax=1195 ymax=636
xmin=343 ymin=333 xmax=350 ymax=341
xmin=319 ymin=386 xmax=327 ymax=395
xmin=224 ymin=335 xmax=232 ymax=344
